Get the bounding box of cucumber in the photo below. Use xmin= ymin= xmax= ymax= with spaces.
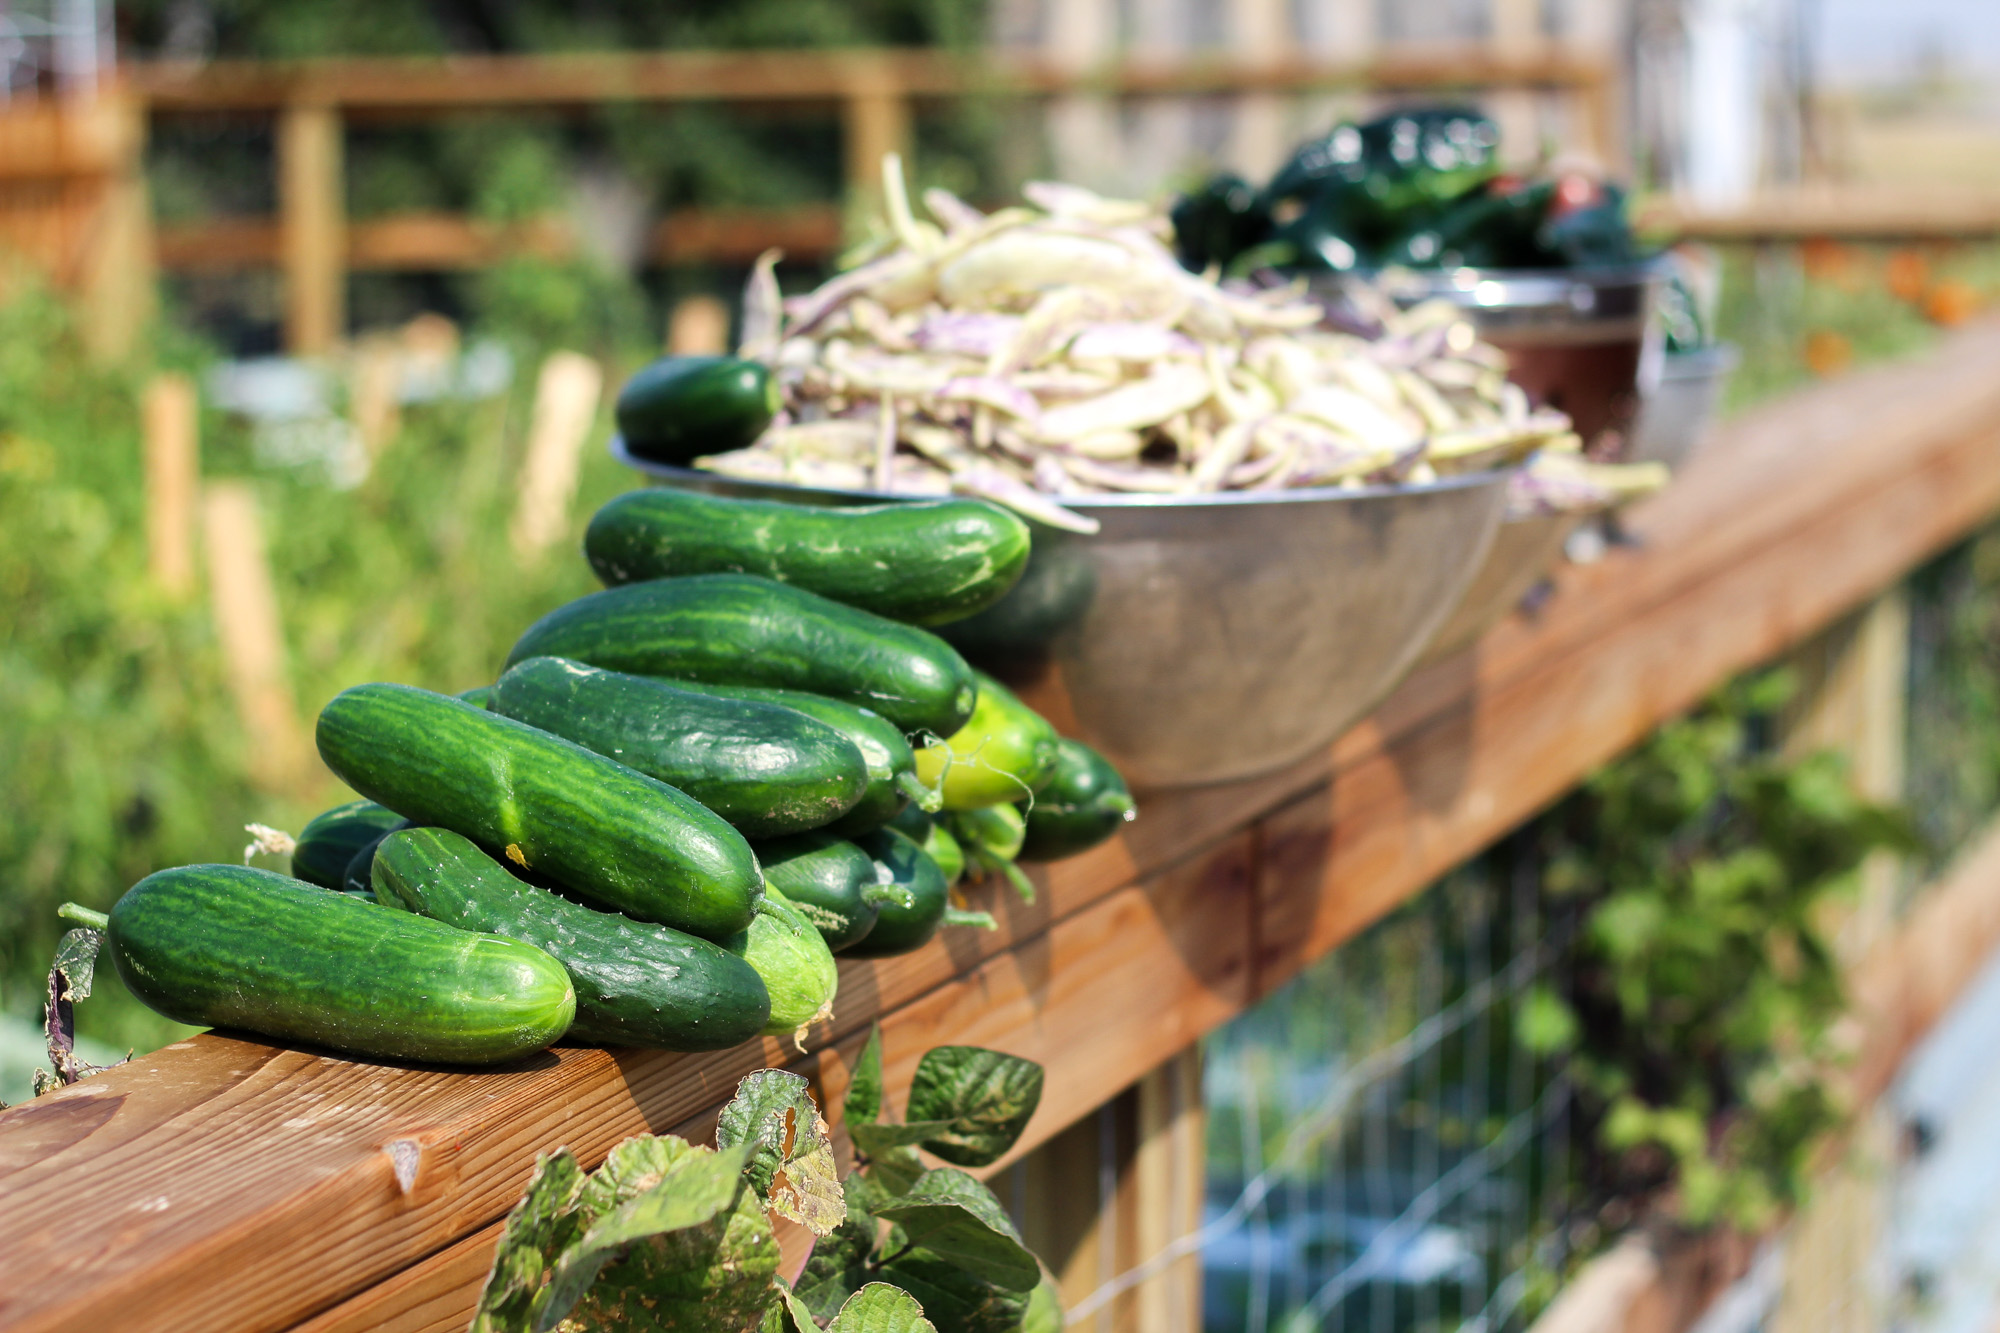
xmin=491 ymin=657 xmax=868 ymax=838
xmin=725 ymin=890 xmax=839 ymax=1038
xmin=584 ymin=489 xmax=1031 ymax=626
xmin=292 ymin=800 xmax=404 ymax=889
xmin=948 ymin=803 xmax=1036 ymax=903
xmin=913 ymin=672 xmax=1060 ymax=809
xmin=341 ymin=824 xmax=407 ymax=896
xmin=755 ymin=832 xmax=881 ymax=952
xmin=838 ymin=828 xmax=950 ymax=958
xmin=315 ymin=682 xmax=761 ymax=941
xmin=371 ymin=828 xmax=769 ymax=1051
xmin=673 ymin=681 xmax=925 ymax=836
xmin=887 ymin=806 xmax=966 ymax=888
xmin=505 ymin=574 xmax=978 ymax=739
xmin=616 ymin=355 xmax=779 ymax=466
xmin=105 ymin=864 xmax=575 ymax=1064
xmin=457 ymin=685 xmax=493 ymax=709
xmin=1019 ymin=738 xmax=1136 ymax=861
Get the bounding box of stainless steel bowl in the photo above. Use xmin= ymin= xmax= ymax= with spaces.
xmin=1413 ymin=512 xmax=1573 ymax=669
xmin=611 ymin=438 xmax=1508 ymax=788
xmin=1627 ymin=343 xmax=1739 ymax=472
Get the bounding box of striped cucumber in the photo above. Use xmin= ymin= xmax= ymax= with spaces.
xmin=491 ymin=656 xmax=868 ymax=838
xmin=291 ymin=800 xmax=404 ymax=889
xmin=837 ymin=828 xmax=953 ymax=958
xmin=505 ymin=573 xmax=978 ymax=738
xmin=371 ymin=828 xmax=769 ymax=1051
xmin=913 ymin=671 xmax=1060 ymax=809
xmin=98 ymin=864 xmax=574 ymax=1064
xmin=315 ymin=682 xmax=761 ymax=941
xmin=584 ymin=488 xmax=1031 ymax=625
xmin=725 ymin=890 xmax=839 ymax=1038
xmin=1018 ymin=738 xmax=1136 ymax=861
xmin=755 ymin=832 xmax=884 ymax=953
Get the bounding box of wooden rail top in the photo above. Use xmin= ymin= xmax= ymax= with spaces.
xmin=124 ymin=46 xmax=1607 ymax=114
xmin=8 ymin=320 xmax=2000 ymax=1333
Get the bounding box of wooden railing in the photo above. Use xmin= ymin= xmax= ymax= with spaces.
xmin=8 ymin=314 xmax=2000 ymax=1332
xmin=120 ymin=47 xmax=1614 ymax=353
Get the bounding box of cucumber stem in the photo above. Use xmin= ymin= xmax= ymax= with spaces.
xmin=897 ymin=770 xmax=943 ymax=812
xmin=943 ymin=908 xmax=998 ymax=931
xmin=861 ymin=884 xmax=917 ymax=910
xmin=58 ymin=903 xmax=109 ymax=931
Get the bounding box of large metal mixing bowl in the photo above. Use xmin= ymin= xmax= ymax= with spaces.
xmin=610 ymin=438 xmax=1508 ymax=788
xmin=1413 ymin=512 xmax=1574 ymax=669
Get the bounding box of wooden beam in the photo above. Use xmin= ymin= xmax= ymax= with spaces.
xmin=278 ymin=101 xmax=344 ymax=354
xmin=201 ymin=481 xmax=308 ymax=792
xmin=9 ymin=320 xmax=2000 ymax=1332
xmin=1637 ymin=188 xmax=2000 ymax=242
xmin=142 ymin=372 xmax=199 ymax=597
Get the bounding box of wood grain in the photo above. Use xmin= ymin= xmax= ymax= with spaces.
xmin=8 ymin=320 xmax=2000 ymax=1332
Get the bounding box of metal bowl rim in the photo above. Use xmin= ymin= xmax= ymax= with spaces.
xmin=610 ymin=435 xmax=1508 ymax=512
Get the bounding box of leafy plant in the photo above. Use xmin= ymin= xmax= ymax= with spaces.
xmin=471 ymin=1031 xmax=1057 ymax=1332
xmin=1519 ymin=671 xmax=1913 ymax=1232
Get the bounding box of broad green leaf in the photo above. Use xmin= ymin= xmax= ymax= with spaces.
xmin=872 ymin=1169 xmax=1039 ymax=1292
xmin=778 ymin=1284 xmax=824 ymax=1332
xmin=470 ymin=1148 xmax=588 ymax=1333
xmin=858 ymin=1144 xmax=927 ymax=1201
xmin=1020 ymin=1273 xmax=1062 ymax=1333
xmin=796 ymin=1199 xmax=879 ymax=1319
xmin=877 ymin=1251 xmax=1029 ymax=1333
xmin=568 ymin=1182 xmax=779 ymax=1333
xmin=849 ymin=1119 xmax=958 ymax=1158
xmin=580 ymin=1133 xmax=693 ymax=1214
xmin=904 ymin=1047 xmax=1043 ymax=1168
xmin=534 ymin=1143 xmax=752 ymax=1331
xmin=827 ymin=1282 xmax=937 ymax=1333
xmin=846 ymin=1024 xmax=886 ymax=1126
xmin=718 ymin=1069 xmax=845 ymax=1236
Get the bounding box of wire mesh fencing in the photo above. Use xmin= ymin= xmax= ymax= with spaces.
xmin=1196 ymin=852 xmax=1574 ymax=1333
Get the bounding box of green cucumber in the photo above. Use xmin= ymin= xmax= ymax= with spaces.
xmin=886 ymin=806 xmax=966 ymax=888
xmin=725 ymin=889 xmax=838 ymax=1038
xmin=1019 ymin=739 xmax=1136 ymax=861
xmin=505 ymin=573 xmax=977 ymax=739
xmin=341 ymin=824 xmax=407 ymax=896
xmin=457 ymin=685 xmax=493 ymax=709
xmin=292 ymin=800 xmax=404 ymax=889
xmin=948 ymin=803 xmax=1036 ymax=903
xmin=754 ymin=832 xmax=882 ymax=953
xmin=315 ymin=682 xmax=761 ymax=941
xmin=371 ymin=828 xmax=769 ymax=1051
xmin=913 ymin=672 xmax=1060 ymax=809
xmin=616 ymin=355 xmax=779 ymax=466
xmin=491 ymin=657 xmax=868 ymax=838
xmin=105 ymin=864 xmax=575 ymax=1064
xmin=673 ymin=680 xmax=926 ymax=836
xmin=584 ymin=489 xmax=1031 ymax=626
xmin=838 ymin=828 xmax=950 ymax=958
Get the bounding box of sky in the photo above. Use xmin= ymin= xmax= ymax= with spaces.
xmin=1816 ymin=0 xmax=2000 ymax=84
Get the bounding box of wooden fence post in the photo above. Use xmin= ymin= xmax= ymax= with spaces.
xmin=667 ymin=294 xmax=730 ymax=355
xmin=841 ymin=62 xmax=912 ymax=222
xmin=510 ymin=351 xmax=604 ymax=558
xmin=280 ymin=100 xmax=345 ymax=356
xmin=202 ymin=481 xmax=308 ymax=791
xmin=143 ymin=372 xmax=199 ymax=597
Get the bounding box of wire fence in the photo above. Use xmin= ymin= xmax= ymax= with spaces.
xmin=1196 ymin=853 xmax=1573 ymax=1333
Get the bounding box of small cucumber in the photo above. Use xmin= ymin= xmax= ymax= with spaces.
xmin=887 ymin=806 xmax=966 ymax=888
xmin=755 ymin=832 xmax=883 ymax=953
xmin=457 ymin=685 xmax=494 ymax=709
xmin=616 ymin=355 xmax=780 ymax=466
xmin=913 ymin=672 xmax=1060 ymax=809
xmin=1019 ymin=738 xmax=1136 ymax=861
xmin=105 ymin=864 xmax=575 ymax=1064
xmin=492 ymin=657 xmax=868 ymax=838
xmin=948 ymin=803 xmax=1037 ymax=903
xmin=838 ymin=828 xmax=950 ymax=958
xmin=725 ymin=890 xmax=839 ymax=1038
xmin=341 ymin=824 xmax=408 ymax=896
xmin=371 ymin=828 xmax=770 ymax=1051
xmin=505 ymin=573 xmax=978 ymax=739
xmin=584 ymin=489 xmax=1031 ymax=626
xmin=673 ymin=680 xmax=928 ymax=836
xmin=291 ymin=800 xmax=404 ymax=889
xmin=315 ymin=682 xmax=762 ymax=941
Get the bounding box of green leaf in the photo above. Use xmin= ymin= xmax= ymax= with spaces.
xmin=718 ymin=1069 xmax=846 ymax=1236
xmin=534 ymin=1143 xmax=752 ymax=1331
xmin=849 ymin=1119 xmax=959 ymax=1157
xmin=796 ymin=1199 xmax=879 ymax=1319
xmin=771 ymin=1285 xmax=824 ymax=1333
xmin=1514 ymin=986 xmax=1578 ymax=1055
xmin=904 ymin=1047 xmax=1044 ymax=1167
xmin=846 ymin=1024 xmax=886 ymax=1127
xmin=872 ymin=1169 xmax=1040 ymax=1292
xmin=827 ymin=1283 xmax=938 ymax=1333
xmin=471 ymin=1149 xmax=588 ymax=1333
xmin=1020 ymin=1273 xmax=1062 ymax=1333
xmin=877 ymin=1251 xmax=1030 ymax=1333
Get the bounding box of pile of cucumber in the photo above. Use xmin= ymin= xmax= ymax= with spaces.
xmin=84 ymin=471 xmax=1134 ymax=1068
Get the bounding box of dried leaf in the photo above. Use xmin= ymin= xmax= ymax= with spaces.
xmin=718 ymin=1069 xmax=846 ymax=1236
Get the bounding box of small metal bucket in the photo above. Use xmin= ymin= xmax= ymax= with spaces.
xmin=1627 ymin=343 xmax=1740 ymax=472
